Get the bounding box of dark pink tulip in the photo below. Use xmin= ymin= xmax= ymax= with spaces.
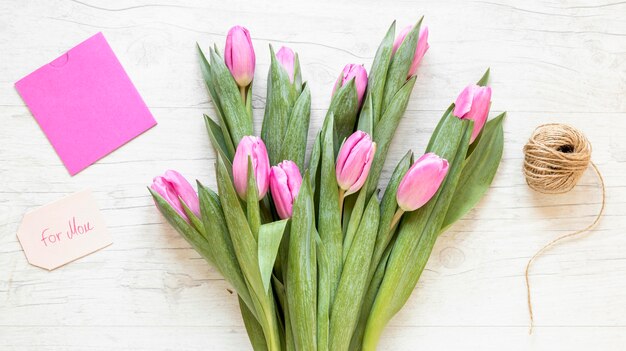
xmin=333 ymin=64 xmax=368 ymax=107
xmin=151 ymin=170 xmax=200 ymax=220
xmin=276 ymin=46 xmax=296 ymax=83
xmin=396 ymin=153 xmax=449 ymax=211
xmin=336 ymin=131 xmax=376 ymax=195
xmin=453 ymin=84 xmax=492 ymax=143
xmin=225 ymin=25 xmax=255 ymax=88
xmin=233 ymin=136 xmax=271 ymax=199
xmin=393 ymin=25 xmax=429 ymax=78
xmin=270 ymin=160 xmax=303 ymax=219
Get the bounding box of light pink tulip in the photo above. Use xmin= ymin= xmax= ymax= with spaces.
xmin=396 ymin=153 xmax=449 ymax=212
xmin=270 ymin=161 xmax=303 ymax=219
xmin=453 ymin=84 xmax=492 ymax=143
xmin=336 ymin=131 xmax=377 ymax=195
xmin=276 ymin=46 xmax=296 ymax=83
xmin=225 ymin=25 xmax=255 ymax=88
xmin=392 ymin=25 xmax=429 ymax=78
xmin=333 ymin=64 xmax=368 ymax=107
xmin=151 ymin=170 xmax=200 ymax=220
xmin=233 ymin=136 xmax=271 ymax=199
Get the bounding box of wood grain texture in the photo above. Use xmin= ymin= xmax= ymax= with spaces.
xmin=1 ymin=0 xmax=625 ymax=349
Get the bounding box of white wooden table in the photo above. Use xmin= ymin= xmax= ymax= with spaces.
xmin=1 ymin=0 xmax=625 ymax=349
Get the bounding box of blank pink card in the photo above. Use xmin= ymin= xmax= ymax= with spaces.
xmin=15 ymin=32 xmax=156 ymax=175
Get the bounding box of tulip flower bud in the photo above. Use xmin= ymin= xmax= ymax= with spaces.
xmin=393 ymin=25 xmax=429 ymax=78
xmin=270 ymin=160 xmax=303 ymax=219
xmin=453 ymin=84 xmax=492 ymax=143
xmin=333 ymin=64 xmax=368 ymax=107
xmin=336 ymin=131 xmax=376 ymax=196
xmin=396 ymin=153 xmax=449 ymax=212
xmin=276 ymin=46 xmax=296 ymax=83
xmin=151 ymin=170 xmax=200 ymax=220
xmin=225 ymin=25 xmax=256 ymax=88
xmin=233 ymin=136 xmax=271 ymax=199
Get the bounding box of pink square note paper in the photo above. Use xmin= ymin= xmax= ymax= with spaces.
xmin=15 ymin=32 xmax=156 ymax=175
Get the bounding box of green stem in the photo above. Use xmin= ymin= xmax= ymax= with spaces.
xmin=389 ymin=208 xmax=404 ymax=233
xmin=338 ymin=188 xmax=346 ymax=215
xmin=240 ymin=85 xmax=247 ymax=102
xmin=361 ymin=317 xmax=385 ymax=351
xmin=262 ymin=302 xmax=281 ymax=351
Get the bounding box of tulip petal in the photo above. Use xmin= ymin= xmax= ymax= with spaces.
xmin=407 ymin=26 xmax=429 ymax=77
xmin=453 ymin=84 xmax=477 ymax=118
xmin=346 ymin=142 xmax=376 ymax=195
xmin=150 ymin=170 xmax=200 ymax=220
xmin=270 ymin=166 xmax=290 ymax=219
xmin=276 ymin=46 xmax=296 ymax=83
xmin=339 ymin=136 xmax=371 ymax=190
xmin=270 ymin=160 xmax=303 ymax=220
xmin=336 ymin=131 xmax=367 ymax=182
xmin=164 ymin=170 xmax=200 ymax=217
xmin=334 ymin=64 xmax=368 ymax=107
xmin=467 ymin=86 xmax=492 ymax=142
xmin=392 ymin=25 xmax=412 ymax=54
xmin=233 ymin=136 xmax=270 ymax=199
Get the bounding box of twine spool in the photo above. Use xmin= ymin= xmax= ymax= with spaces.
xmin=523 ymin=124 xmax=591 ymax=194
xmin=522 ymin=123 xmax=605 ymax=334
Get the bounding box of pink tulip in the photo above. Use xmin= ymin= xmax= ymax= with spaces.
xmin=333 ymin=64 xmax=368 ymax=107
xmin=396 ymin=153 xmax=449 ymax=212
xmin=336 ymin=131 xmax=377 ymax=195
xmin=151 ymin=170 xmax=200 ymax=220
xmin=225 ymin=25 xmax=255 ymax=88
xmin=270 ymin=161 xmax=303 ymax=219
xmin=392 ymin=25 xmax=429 ymax=78
xmin=453 ymin=84 xmax=492 ymax=143
xmin=276 ymin=46 xmax=296 ymax=83
xmin=233 ymin=136 xmax=271 ymax=199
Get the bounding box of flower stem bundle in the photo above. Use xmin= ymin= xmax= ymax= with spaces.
xmin=150 ymin=19 xmax=505 ymax=350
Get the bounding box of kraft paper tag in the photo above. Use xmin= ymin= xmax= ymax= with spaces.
xmin=16 ymin=190 xmax=112 ymax=270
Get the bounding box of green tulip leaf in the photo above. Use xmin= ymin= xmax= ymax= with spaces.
xmin=356 ymin=92 xmax=375 ymax=135
xmin=316 ymin=235 xmax=330 ymax=351
xmin=258 ymin=219 xmax=288 ymax=293
xmin=204 ymin=114 xmax=235 ymax=162
xmin=367 ymin=76 xmax=417 ymax=195
xmin=318 ymin=115 xmax=343 ymax=304
xmin=280 ymin=84 xmax=311 ymax=169
xmin=442 ymin=112 xmax=505 ymax=230
xmin=342 ymin=176 xmax=371 ymax=263
xmin=261 ymin=44 xmax=299 ymax=165
xmin=349 ymin=239 xmax=394 ymax=350
xmin=239 ymin=296 xmax=268 ymax=351
xmin=208 ymin=48 xmax=252 ymax=145
xmin=246 ymin=157 xmax=261 ymax=241
xmin=371 ymin=150 xmax=412 ymax=271
xmin=366 ymin=21 xmax=395 ymax=124
xmin=197 ymin=182 xmax=253 ymax=313
xmin=287 ymin=174 xmax=318 ymax=350
xmin=330 ymin=194 xmax=379 ymax=351
xmin=477 ymin=68 xmax=490 ymax=87
xmin=216 ymin=156 xmax=264 ymax=297
xmin=328 ymin=78 xmax=359 ymax=143
xmin=308 ymin=131 xmax=322 ymax=195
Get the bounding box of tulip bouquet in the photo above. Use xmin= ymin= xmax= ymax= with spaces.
xmin=150 ymin=19 xmax=504 ymax=351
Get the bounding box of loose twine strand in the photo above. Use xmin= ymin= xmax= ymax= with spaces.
xmin=522 ymin=123 xmax=606 ymax=334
